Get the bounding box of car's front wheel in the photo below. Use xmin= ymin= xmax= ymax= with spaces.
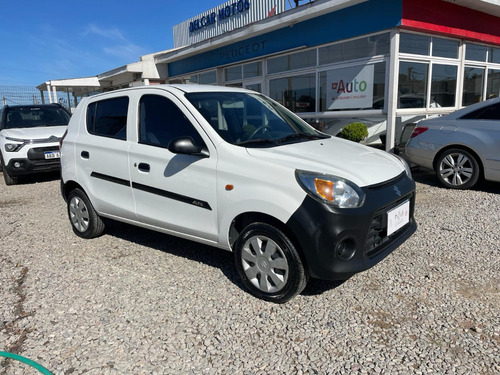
xmin=67 ymin=188 xmax=105 ymax=238
xmin=435 ymin=148 xmax=480 ymax=189
xmin=234 ymin=222 xmax=308 ymax=303
xmin=0 ymin=155 xmax=17 ymax=185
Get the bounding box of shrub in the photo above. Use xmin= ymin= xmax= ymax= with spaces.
xmin=339 ymin=122 xmax=368 ymax=142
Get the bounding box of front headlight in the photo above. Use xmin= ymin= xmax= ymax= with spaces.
xmin=5 ymin=143 xmax=23 ymax=152
xmin=295 ymin=170 xmax=365 ymax=208
xmin=5 ymin=137 xmax=25 ymax=152
xmin=393 ymin=154 xmax=412 ymax=179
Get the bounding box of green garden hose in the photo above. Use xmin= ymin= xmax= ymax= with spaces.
xmin=0 ymin=351 xmax=53 ymax=375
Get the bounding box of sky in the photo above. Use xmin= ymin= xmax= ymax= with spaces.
xmin=0 ymin=0 xmax=265 ymax=86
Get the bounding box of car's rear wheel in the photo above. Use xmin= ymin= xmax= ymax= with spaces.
xmin=67 ymin=188 xmax=105 ymax=238
xmin=435 ymin=148 xmax=480 ymax=189
xmin=234 ymin=222 xmax=308 ymax=303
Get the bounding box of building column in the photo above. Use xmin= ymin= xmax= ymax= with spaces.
xmin=386 ymin=29 xmax=400 ymax=152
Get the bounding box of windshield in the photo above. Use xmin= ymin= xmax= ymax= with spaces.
xmin=5 ymin=106 xmax=70 ymax=129
xmin=185 ymin=92 xmax=328 ymax=147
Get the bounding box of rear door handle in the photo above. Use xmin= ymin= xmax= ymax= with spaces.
xmin=138 ymin=163 xmax=150 ymax=172
xmin=81 ymin=151 xmax=90 ymax=159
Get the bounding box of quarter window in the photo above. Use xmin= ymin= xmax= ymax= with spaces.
xmin=86 ymin=97 xmax=128 ymax=140
xmin=461 ymin=103 xmax=500 ymax=120
xmin=139 ymin=95 xmax=204 ymax=149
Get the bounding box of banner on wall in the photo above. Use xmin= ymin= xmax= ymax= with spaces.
xmin=327 ymin=65 xmax=374 ymax=110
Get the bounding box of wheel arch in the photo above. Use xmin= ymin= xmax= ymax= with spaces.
xmin=228 ymin=211 xmax=309 ymax=271
xmin=62 ymin=179 xmax=86 ymax=202
xmin=433 ymin=144 xmax=484 ymax=179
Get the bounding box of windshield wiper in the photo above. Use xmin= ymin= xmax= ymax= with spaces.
xmin=237 ymin=138 xmax=277 ymax=147
xmin=276 ymin=133 xmax=327 ymax=144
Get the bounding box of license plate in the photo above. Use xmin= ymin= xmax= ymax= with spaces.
xmin=387 ymin=200 xmax=410 ymax=236
xmin=44 ymin=151 xmax=60 ymax=159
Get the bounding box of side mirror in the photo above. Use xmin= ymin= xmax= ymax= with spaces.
xmin=168 ymin=137 xmax=209 ymax=158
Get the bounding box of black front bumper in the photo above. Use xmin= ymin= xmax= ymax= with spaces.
xmin=286 ymin=172 xmax=417 ymax=280
xmin=4 ymin=146 xmax=61 ymax=177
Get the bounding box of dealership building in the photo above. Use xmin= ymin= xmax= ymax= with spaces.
xmin=38 ymin=0 xmax=500 ymax=150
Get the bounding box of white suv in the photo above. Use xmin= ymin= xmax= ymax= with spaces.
xmin=60 ymin=85 xmax=416 ymax=303
xmin=0 ymin=104 xmax=70 ymax=185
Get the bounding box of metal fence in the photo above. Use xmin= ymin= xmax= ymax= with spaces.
xmin=0 ymin=85 xmax=70 ymax=108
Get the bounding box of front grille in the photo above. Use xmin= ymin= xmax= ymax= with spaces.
xmin=27 ymin=146 xmax=60 ymax=161
xmin=364 ymin=194 xmax=414 ymax=258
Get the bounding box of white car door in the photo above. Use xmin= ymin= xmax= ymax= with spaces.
xmin=76 ymin=94 xmax=136 ymax=219
xmin=128 ymin=91 xmax=219 ymax=242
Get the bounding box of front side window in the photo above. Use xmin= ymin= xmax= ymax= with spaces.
xmin=86 ymin=97 xmax=128 ymax=140
xmin=269 ymin=74 xmax=316 ymax=113
xmin=431 ymin=64 xmax=457 ymax=107
xmin=398 ymin=61 xmax=428 ymax=108
xmin=186 ymin=91 xmax=326 ymax=147
xmin=139 ymin=95 xmax=203 ymax=148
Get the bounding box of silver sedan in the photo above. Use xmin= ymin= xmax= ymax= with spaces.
xmin=405 ymin=97 xmax=500 ymax=189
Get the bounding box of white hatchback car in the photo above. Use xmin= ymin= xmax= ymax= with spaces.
xmin=406 ymin=97 xmax=500 ymax=189
xmin=0 ymin=104 xmax=70 ymax=185
xmin=60 ymin=85 xmax=416 ymax=303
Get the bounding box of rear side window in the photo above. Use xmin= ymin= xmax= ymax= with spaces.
xmin=139 ymin=95 xmax=204 ymax=148
xmin=86 ymin=97 xmax=129 ymax=140
xmin=461 ymin=103 xmax=500 ymax=120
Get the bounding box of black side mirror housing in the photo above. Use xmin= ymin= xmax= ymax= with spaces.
xmin=168 ymin=137 xmax=209 ymax=158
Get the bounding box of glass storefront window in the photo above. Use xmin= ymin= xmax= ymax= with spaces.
xmin=267 ymin=50 xmax=317 ymax=75
xmin=199 ymin=71 xmax=217 ymax=84
xmin=466 ymin=43 xmax=487 ymax=62
xmin=431 ymin=64 xmax=457 ymax=107
xmin=269 ymin=73 xmax=316 ymax=112
xmin=319 ymin=62 xmax=386 ymax=111
xmin=398 ymin=61 xmax=428 ymax=108
xmin=400 ymin=33 xmax=431 ymax=55
xmin=225 ymin=66 xmax=242 ymax=81
xmin=463 ymin=67 xmax=485 ymax=106
xmin=318 ymin=33 xmax=390 ymax=65
xmin=488 ymin=47 xmax=500 ymax=64
xmin=432 ymin=38 xmax=459 ymax=59
xmin=243 ymin=62 xmax=262 ymax=78
xmin=487 ymin=69 xmax=500 ymax=99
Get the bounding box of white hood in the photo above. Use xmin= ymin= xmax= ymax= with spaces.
xmin=246 ymin=137 xmax=405 ymax=187
xmin=1 ymin=126 xmax=66 ymax=141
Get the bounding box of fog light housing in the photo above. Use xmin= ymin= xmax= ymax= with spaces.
xmin=14 ymin=162 xmax=21 ymax=168
xmin=335 ymin=238 xmax=356 ymax=261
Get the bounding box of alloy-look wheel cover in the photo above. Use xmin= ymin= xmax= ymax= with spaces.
xmin=240 ymin=235 xmax=289 ymax=293
xmin=439 ymin=152 xmax=474 ymax=187
xmin=69 ymin=196 xmax=90 ymax=232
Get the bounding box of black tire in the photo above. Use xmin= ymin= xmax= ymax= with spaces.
xmin=0 ymin=154 xmax=17 ymax=185
xmin=67 ymin=188 xmax=105 ymax=238
xmin=435 ymin=148 xmax=480 ymax=190
xmin=234 ymin=222 xmax=308 ymax=303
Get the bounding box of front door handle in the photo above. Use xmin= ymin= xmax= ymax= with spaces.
xmin=138 ymin=163 xmax=150 ymax=172
xmin=81 ymin=151 xmax=90 ymax=159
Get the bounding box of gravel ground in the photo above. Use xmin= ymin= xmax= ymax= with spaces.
xmin=0 ymin=169 xmax=499 ymax=375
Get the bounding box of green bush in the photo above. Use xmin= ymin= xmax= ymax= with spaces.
xmin=339 ymin=122 xmax=368 ymax=142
